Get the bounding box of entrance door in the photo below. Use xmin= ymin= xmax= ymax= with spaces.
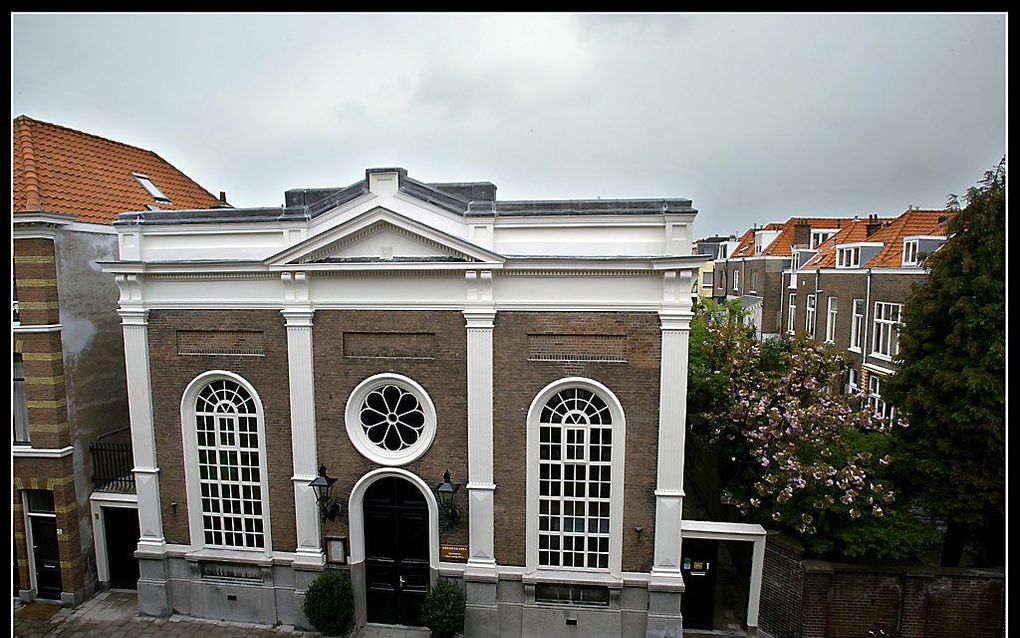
xmin=680 ymin=538 xmax=719 ymax=630
xmin=30 ymin=517 xmax=62 ymax=600
xmin=364 ymin=477 xmax=430 ymax=626
xmin=103 ymin=507 xmax=140 ymax=589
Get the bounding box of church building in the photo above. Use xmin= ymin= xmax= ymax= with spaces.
xmin=101 ymin=167 xmax=710 ymax=637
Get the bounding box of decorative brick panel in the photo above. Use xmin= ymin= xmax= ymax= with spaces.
xmin=342 ymin=331 xmax=437 ymax=359
xmin=526 ymin=333 xmax=628 ymax=363
xmin=175 ymin=330 xmax=266 ymax=356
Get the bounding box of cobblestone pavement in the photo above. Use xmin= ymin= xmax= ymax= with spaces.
xmin=14 ymin=591 xmax=434 ymax=638
xmin=13 ymin=590 xmax=323 ymax=638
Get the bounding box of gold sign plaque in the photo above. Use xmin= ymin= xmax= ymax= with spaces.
xmin=440 ymin=544 xmax=469 ymax=562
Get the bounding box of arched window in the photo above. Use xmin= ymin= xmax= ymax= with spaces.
xmin=527 ymin=378 xmax=626 ymax=574
xmin=182 ymin=372 xmax=270 ymax=551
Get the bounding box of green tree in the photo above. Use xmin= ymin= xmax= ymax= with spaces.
xmin=884 ymin=159 xmax=1005 ymax=566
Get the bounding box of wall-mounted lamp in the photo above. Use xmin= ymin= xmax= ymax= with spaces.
xmin=434 ymin=469 xmax=461 ymax=532
xmin=308 ymin=465 xmax=341 ymax=522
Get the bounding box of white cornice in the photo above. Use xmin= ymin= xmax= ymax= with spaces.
xmin=13 ymin=445 xmax=74 ymax=459
xmin=12 ymin=323 xmax=62 ymax=333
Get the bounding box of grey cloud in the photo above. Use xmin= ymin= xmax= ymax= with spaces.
xmin=12 ymin=13 xmax=1005 ymax=236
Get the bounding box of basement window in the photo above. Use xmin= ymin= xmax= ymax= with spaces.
xmin=133 ymin=173 xmax=171 ymax=203
xmin=535 ymin=583 xmax=610 ymax=607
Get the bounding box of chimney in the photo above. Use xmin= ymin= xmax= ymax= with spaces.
xmin=865 ymin=213 xmax=882 ymax=237
xmin=793 ymin=221 xmax=811 ymax=247
xmin=211 ymin=190 xmax=232 ymax=209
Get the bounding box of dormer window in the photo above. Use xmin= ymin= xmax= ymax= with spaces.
xmin=133 ymin=173 xmax=171 ymax=203
xmin=903 ymin=239 xmax=919 ymax=266
xmin=836 ymin=246 xmax=861 ymax=268
xmin=810 ymin=229 xmax=837 ymax=249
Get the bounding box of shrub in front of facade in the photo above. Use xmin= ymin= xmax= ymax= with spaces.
xmin=421 ymin=578 xmax=466 ymax=638
xmin=303 ymin=569 xmax=354 ymax=636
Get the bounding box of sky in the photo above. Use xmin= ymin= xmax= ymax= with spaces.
xmin=12 ymin=13 xmax=1006 ymax=238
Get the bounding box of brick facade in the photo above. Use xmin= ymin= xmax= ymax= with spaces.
xmin=145 ymin=309 xmax=663 ymax=572
xmin=13 ymin=236 xmax=84 ymax=601
xmin=492 ymin=311 xmax=661 ymax=572
xmin=312 ymin=310 xmax=471 ymax=551
xmin=147 ymin=309 xmax=296 ymax=550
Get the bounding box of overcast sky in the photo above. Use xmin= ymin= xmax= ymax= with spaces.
xmin=12 ymin=13 xmax=1006 ymax=237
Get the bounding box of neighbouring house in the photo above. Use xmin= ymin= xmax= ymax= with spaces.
xmin=713 ymin=218 xmax=854 ymax=339
xmin=98 ymin=166 xmax=771 ymax=637
xmin=691 ymin=235 xmax=736 ymax=301
xmin=785 ymin=208 xmax=953 ymax=418
xmin=12 ymin=115 xmax=223 ymax=605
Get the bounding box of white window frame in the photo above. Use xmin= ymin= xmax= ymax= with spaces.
xmin=846 ymin=367 xmax=859 ymax=394
xmin=810 ymin=229 xmax=838 ymax=249
xmin=14 ymin=353 xmax=30 ymax=444
xmin=825 ymin=297 xmax=838 ymax=344
xmin=787 ymin=293 xmax=797 ymax=334
xmin=733 ymin=269 xmax=740 ymax=292
xmin=132 ymin=173 xmax=171 ymax=202
xmin=871 ymin=302 xmax=902 ymax=361
xmin=868 ymin=375 xmax=894 ymax=420
xmin=849 ymin=298 xmax=865 ymax=352
xmin=805 ymin=295 xmax=817 ymax=338
xmin=526 ymin=377 xmax=626 ymax=577
xmin=836 ymin=246 xmax=861 ymax=268
xmin=749 ymin=269 xmax=758 ymax=294
xmin=181 ymin=370 xmax=272 ymax=554
xmin=902 ymin=239 xmax=919 ymax=266
xmin=344 ymin=373 xmax=437 ymax=467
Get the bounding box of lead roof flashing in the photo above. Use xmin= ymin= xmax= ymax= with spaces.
xmin=114 ymin=168 xmax=698 ymax=225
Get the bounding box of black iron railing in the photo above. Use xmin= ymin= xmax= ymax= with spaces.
xmin=90 ymin=429 xmax=135 ymax=493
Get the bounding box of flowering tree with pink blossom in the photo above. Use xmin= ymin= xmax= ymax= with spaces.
xmin=689 ymin=300 xmax=932 ymax=559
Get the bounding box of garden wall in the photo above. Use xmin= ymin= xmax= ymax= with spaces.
xmin=759 ymin=533 xmax=1004 ymax=638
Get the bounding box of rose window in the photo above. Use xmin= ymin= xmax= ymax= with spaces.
xmin=360 ymin=384 xmax=427 ymax=451
xmin=345 ymin=374 xmax=437 ymax=466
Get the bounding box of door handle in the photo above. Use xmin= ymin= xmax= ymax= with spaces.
xmin=399 ymin=576 xmax=406 ymax=588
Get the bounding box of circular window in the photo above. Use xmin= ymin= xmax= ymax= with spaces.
xmin=345 ymin=374 xmax=437 ymax=466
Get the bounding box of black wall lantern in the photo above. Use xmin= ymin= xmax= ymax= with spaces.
xmin=309 ymin=465 xmax=341 ymax=522
xmin=434 ymin=469 xmax=461 ymax=532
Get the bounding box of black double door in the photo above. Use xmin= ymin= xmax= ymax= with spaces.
xmin=30 ymin=517 xmax=62 ymax=600
xmin=364 ymin=477 xmax=430 ymax=626
xmin=104 ymin=507 xmax=140 ymax=589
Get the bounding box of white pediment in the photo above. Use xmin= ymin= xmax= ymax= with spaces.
xmin=266 ymin=207 xmax=504 ymax=267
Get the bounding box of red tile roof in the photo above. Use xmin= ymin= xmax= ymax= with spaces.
xmin=801 ymin=209 xmax=951 ymax=269
xmin=864 ymin=209 xmax=952 ymax=268
xmin=730 ymin=217 xmax=855 ymax=258
xmin=13 ymin=116 xmax=221 ymax=224
xmin=731 ymin=223 xmax=782 ymax=258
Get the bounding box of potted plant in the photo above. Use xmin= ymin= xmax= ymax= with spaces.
xmin=302 ymin=568 xmax=355 ymax=637
xmin=421 ymin=578 xmax=466 ymax=638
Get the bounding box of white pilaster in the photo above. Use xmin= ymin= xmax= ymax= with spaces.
xmin=464 ymin=270 xmax=496 ymax=574
xmin=651 ymin=270 xmax=694 ymax=589
xmin=282 ymin=303 xmax=324 ymax=565
xmin=118 ymin=303 xmax=165 ymax=551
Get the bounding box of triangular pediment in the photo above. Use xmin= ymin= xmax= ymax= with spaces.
xmin=266 ymin=207 xmax=504 ymax=267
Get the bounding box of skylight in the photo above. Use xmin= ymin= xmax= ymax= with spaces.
xmin=133 ymin=173 xmax=170 ymax=202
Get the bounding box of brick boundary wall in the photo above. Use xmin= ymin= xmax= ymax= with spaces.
xmin=760 ymin=533 xmax=1005 ymax=638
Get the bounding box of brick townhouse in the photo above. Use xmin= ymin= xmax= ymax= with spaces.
xmin=98 ymin=166 xmax=773 ymax=637
xmin=712 ymin=218 xmax=853 ymax=339
xmin=13 ymin=116 xmax=222 ymax=605
xmin=783 ymin=208 xmax=952 ymax=418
